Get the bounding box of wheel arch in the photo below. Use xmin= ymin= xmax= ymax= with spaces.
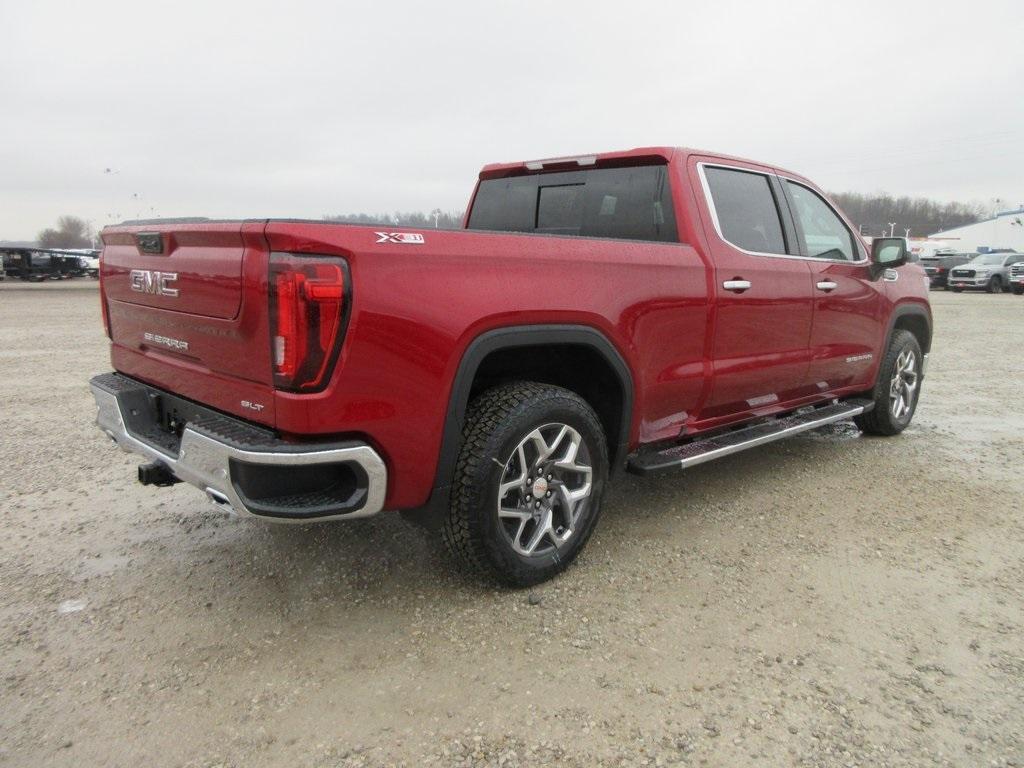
xmin=425 ymin=324 xmax=635 ymax=513
xmin=887 ymin=302 xmax=932 ymax=355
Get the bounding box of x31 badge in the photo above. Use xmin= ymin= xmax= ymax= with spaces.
xmin=374 ymin=232 xmax=425 ymax=244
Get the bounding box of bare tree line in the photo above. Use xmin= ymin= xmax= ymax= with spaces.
xmin=828 ymin=192 xmax=986 ymax=237
xmin=37 ymin=215 xmax=98 ymax=249
xmin=325 ymin=193 xmax=987 ymax=239
xmin=25 ymin=192 xmax=990 ymax=250
xmin=324 ymin=210 xmax=465 ymax=229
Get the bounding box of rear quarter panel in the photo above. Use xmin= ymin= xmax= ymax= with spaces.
xmin=264 ymin=222 xmax=710 ymax=509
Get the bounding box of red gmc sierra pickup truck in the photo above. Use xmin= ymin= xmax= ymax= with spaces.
xmin=91 ymin=146 xmax=931 ymax=585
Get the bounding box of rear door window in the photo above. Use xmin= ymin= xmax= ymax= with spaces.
xmin=468 ymin=165 xmax=678 ymax=243
xmin=702 ymin=167 xmax=787 ymax=254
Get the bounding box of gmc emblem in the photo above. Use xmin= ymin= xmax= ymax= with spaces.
xmin=130 ymin=269 xmax=179 ymax=297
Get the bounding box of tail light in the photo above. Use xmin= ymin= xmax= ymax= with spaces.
xmin=98 ymin=259 xmax=112 ymax=339
xmin=269 ymin=253 xmax=349 ymax=392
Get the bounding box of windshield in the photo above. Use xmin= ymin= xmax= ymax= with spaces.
xmin=972 ymin=254 xmax=1008 ymax=265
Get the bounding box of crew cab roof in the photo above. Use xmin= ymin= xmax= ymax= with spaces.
xmin=479 ymin=147 xmax=678 ymax=179
xmin=477 ymin=146 xmax=805 ymax=181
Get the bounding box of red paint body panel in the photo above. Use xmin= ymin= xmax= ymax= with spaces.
xmin=98 ymin=147 xmax=930 ymax=511
xmin=688 ymin=154 xmax=817 ymax=417
xmin=805 ymin=259 xmax=889 ymax=389
xmin=104 ymin=222 xmax=276 ymax=426
xmin=262 ymin=223 xmax=709 ymax=508
xmin=103 ymin=224 xmax=247 ymax=319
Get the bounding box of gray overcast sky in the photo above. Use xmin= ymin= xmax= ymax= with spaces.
xmin=1 ymin=0 xmax=1022 ymax=240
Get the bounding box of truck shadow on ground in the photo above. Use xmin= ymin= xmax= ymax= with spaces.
xmin=172 ymin=426 xmax=880 ymax=613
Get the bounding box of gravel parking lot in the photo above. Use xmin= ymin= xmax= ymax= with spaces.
xmin=1 ymin=281 xmax=1022 ymax=767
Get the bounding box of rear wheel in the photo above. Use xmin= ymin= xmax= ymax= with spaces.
xmin=854 ymin=329 xmax=922 ymax=436
xmin=443 ymin=382 xmax=608 ymax=586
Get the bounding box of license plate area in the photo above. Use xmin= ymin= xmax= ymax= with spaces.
xmin=115 ymin=380 xmax=274 ymax=458
xmin=118 ymin=388 xmax=184 ymax=456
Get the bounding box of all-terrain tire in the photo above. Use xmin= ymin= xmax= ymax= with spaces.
xmin=442 ymin=382 xmax=608 ymax=586
xmin=854 ymin=329 xmax=923 ymax=436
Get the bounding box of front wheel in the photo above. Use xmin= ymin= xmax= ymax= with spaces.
xmin=854 ymin=329 xmax=922 ymax=436
xmin=1012 ymin=286 xmax=1024 ymax=296
xmin=443 ymin=382 xmax=608 ymax=586
xmin=986 ymin=276 xmax=1004 ymax=294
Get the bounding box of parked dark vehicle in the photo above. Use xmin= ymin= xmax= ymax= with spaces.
xmin=1 ymin=248 xmax=94 ymax=281
xmin=920 ymin=252 xmax=974 ymax=290
xmin=1010 ymin=262 xmax=1024 ymax=295
xmin=55 ymin=253 xmax=84 ymax=279
xmin=948 ymin=253 xmax=1024 ymax=293
xmin=1 ymin=249 xmax=54 ymax=281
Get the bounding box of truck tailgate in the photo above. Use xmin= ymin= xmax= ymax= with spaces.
xmin=101 ymin=221 xmax=276 ymax=426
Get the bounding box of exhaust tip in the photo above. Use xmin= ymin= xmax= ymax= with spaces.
xmin=205 ymin=488 xmax=230 ymax=505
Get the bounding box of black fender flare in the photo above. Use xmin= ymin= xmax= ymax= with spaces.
xmin=884 ymin=303 xmax=933 ymax=354
xmin=423 ymin=324 xmax=634 ymax=514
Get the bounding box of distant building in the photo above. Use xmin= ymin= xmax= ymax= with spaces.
xmin=929 ymin=206 xmax=1024 ymax=253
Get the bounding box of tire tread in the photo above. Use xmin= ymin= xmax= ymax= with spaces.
xmin=854 ymin=329 xmax=921 ymax=436
xmin=441 ymin=382 xmax=606 ymax=585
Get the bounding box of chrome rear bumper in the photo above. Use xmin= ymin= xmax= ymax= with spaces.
xmin=91 ymin=373 xmax=387 ymax=522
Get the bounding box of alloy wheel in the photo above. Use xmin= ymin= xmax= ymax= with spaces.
xmin=496 ymin=423 xmax=593 ymax=557
xmin=889 ymin=348 xmax=918 ymax=420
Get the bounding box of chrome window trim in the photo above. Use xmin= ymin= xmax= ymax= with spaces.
xmin=697 ymin=162 xmax=869 ymax=265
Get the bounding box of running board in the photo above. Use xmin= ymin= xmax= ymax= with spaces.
xmin=627 ymin=399 xmax=873 ymax=476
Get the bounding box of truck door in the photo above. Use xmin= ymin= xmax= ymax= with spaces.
xmin=779 ymin=178 xmax=888 ymax=391
xmin=691 ymin=159 xmax=815 ymax=420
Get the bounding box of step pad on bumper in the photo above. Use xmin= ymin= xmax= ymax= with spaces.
xmin=627 ymin=399 xmax=873 ymax=475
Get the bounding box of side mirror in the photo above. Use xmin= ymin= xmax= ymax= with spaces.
xmin=871 ymin=237 xmax=907 ymax=268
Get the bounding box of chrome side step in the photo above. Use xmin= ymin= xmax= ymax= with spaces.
xmin=626 ymin=399 xmax=873 ymax=476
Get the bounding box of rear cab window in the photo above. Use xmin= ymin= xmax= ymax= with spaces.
xmin=467 ymin=164 xmax=678 ymax=243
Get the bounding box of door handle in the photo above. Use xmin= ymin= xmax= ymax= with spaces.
xmin=816 ymin=280 xmax=838 ymax=292
xmin=722 ymin=279 xmax=751 ymax=293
